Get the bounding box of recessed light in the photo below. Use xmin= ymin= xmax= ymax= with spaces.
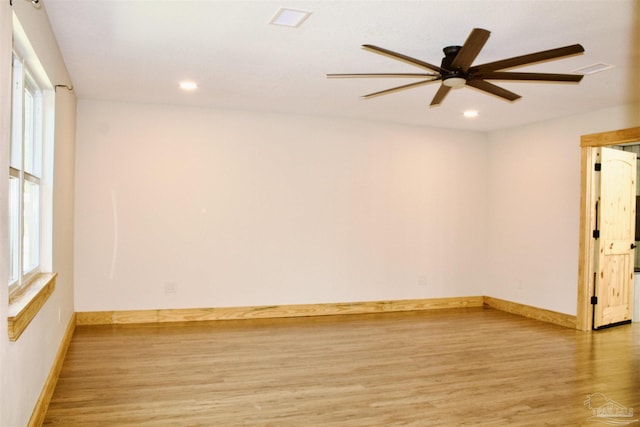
xmin=269 ymin=8 xmax=311 ymax=27
xmin=179 ymin=81 xmax=198 ymax=91
xmin=463 ymin=110 xmax=479 ymax=118
xmin=572 ymin=63 xmax=615 ymax=75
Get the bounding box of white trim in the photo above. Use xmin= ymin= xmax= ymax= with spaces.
xmin=8 ymin=20 xmax=53 ymax=295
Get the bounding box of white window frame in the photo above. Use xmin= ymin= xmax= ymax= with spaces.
xmin=8 ymin=40 xmax=53 ymax=299
xmin=6 ymin=13 xmax=57 ymax=341
xmin=9 ymin=52 xmax=43 ymax=295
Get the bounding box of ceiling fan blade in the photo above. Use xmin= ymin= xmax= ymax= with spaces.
xmin=430 ymin=85 xmax=451 ymax=106
xmin=475 ymin=71 xmax=584 ymax=82
xmin=362 ymin=78 xmax=440 ymax=99
xmin=362 ymin=44 xmax=444 ymax=73
xmin=450 ymin=28 xmax=491 ymax=72
xmin=470 ymin=44 xmax=585 ymax=73
xmin=327 ymin=73 xmax=438 ymax=78
xmin=466 ymin=79 xmax=521 ymax=101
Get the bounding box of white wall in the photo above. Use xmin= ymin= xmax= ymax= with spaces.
xmin=74 ymin=100 xmax=488 ymax=311
xmin=486 ymin=104 xmax=640 ymax=315
xmin=73 ymin=98 xmax=640 ymax=317
xmin=0 ymin=2 xmax=76 ymax=426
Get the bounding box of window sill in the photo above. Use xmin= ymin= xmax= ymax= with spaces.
xmin=8 ymin=273 xmax=57 ymax=341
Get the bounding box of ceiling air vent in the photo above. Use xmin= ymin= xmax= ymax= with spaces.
xmin=269 ymin=8 xmax=311 ymax=28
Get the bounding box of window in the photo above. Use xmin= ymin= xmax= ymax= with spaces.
xmin=8 ymin=52 xmax=44 ymax=296
xmin=6 ymin=14 xmax=57 ymax=341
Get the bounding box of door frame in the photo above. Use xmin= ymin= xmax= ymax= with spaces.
xmin=577 ymin=126 xmax=640 ymax=330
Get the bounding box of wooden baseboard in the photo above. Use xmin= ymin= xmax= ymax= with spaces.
xmin=76 ymin=296 xmax=485 ymax=325
xmin=28 ymin=312 xmax=76 ymax=427
xmin=76 ymin=297 xmax=578 ymax=328
xmin=483 ymin=296 xmax=577 ymax=329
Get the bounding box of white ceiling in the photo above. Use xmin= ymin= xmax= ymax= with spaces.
xmin=43 ymin=0 xmax=639 ymax=132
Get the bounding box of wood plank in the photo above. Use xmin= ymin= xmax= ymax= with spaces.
xmin=483 ymin=296 xmax=576 ymax=328
xmin=577 ymin=147 xmax=598 ymax=330
xmin=43 ymin=308 xmax=640 ymax=426
xmin=28 ymin=313 xmax=76 ymax=427
xmin=73 ymin=310 xmax=114 ymax=325
xmin=76 ymin=296 xmax=484 ymax=325
xmin=7 ymin=273 xmax=57 ymax=341
xmin=580 ymin=126 xmax=640 ymax=147
xmin=593 ymin=148 xmax=636 ymax=328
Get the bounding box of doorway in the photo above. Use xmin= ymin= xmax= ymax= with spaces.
xmin=577 ymin=126 xmax=640 ymax=330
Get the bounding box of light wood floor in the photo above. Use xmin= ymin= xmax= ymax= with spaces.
xmin=43 ymin=308 xmax=639 ymax=426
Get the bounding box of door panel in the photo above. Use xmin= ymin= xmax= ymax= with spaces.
xmin=593 ymin=147 xmax=636 ymax=329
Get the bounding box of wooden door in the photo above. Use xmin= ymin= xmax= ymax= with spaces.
xmin=593 ymin=147 xmax=636 ymax=329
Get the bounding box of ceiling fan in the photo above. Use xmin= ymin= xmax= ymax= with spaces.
xmin=327 ymin=28 xmax=585 ymax=106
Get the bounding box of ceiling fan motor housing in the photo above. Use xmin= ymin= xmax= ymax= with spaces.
xmin=441 ymin=46 xmax=462 ymax=69
xmin=441 ymin=46 xmax=467 ymax=87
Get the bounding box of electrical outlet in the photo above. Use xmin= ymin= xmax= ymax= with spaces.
xmin=418 ymin=274 xmax=428 ymax=287
xmin=164 ymin=282 xmax=177 ymax=294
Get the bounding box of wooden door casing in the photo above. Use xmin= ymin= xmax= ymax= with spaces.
xmin=577 ymin=126 xmax=640 ymax=331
